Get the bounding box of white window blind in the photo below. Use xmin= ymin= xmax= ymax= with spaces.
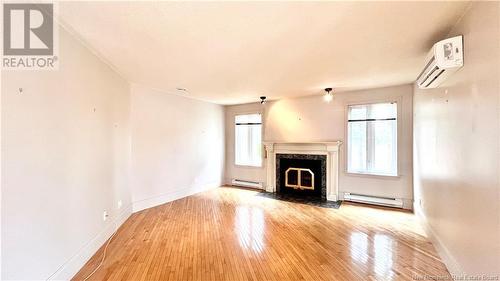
xmin=235 ymin=114 xmax=262 ymax=167
xmin=347 ymin=102 xmax=398 ymax=176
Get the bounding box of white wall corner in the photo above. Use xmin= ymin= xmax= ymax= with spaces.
xmin=414 ymin=206 xmax=464 ymax=278
xmin=132 ymin=183 xmax=220 ymax=213
xmin=47 ymin=204 xmax=133 ymax=281
xmin=402 ymin=198 xmax=413 ymax=210
xmin=222 ymin=177 xmax=233 ymax=186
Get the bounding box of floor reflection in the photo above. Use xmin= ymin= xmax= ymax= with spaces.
xmin=350 ymin=232 xmax=395 ymax=279
xmin=373 ymin=234 xmax=394 ymax=278
xmin=235 ymin=206 xmax=265 ymax=252
xmin=350 ymin=232 xmax=369 ymax=264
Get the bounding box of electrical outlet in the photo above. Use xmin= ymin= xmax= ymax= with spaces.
xmin=117 ymin=200 xmax=122 ymax=209
xmin=103 ymin=210 xmax=109 ymax=221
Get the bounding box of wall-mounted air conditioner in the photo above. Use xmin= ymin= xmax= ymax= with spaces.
xmin=416 ymin=35 xmax=464 ymax=89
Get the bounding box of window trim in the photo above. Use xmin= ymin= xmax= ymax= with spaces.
xmin=233 ymin=111 xmax=264 ymax=168
xmin=344 ymin=98 xmax=402 ymax=178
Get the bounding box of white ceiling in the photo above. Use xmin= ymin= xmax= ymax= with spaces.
xmin=58 ymin=1 xmax=470 ymax=105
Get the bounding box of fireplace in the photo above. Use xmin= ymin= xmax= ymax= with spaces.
xmin=276 ymin=154 xmax=327 ymax=201
xmin=263 ymin=141 xmax=341 ymax=202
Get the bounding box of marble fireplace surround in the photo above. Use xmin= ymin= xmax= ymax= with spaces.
xmin=263 ymin=141 xmax=342 ymax=201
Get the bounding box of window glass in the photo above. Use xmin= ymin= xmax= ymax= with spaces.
xmin=235 ymin=114 xmax=262 ymax=167
xmin=347 ymin=103 xmax=397 ymax=176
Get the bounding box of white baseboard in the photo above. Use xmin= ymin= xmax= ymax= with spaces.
xmin=48 ymin=204 xmax=133 ymax=281
xmin=132 ymin=183 xmax=220 ymax=213
xmin=414 ymin=204 xmax=463 ymax=277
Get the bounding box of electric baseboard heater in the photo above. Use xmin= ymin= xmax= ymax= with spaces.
xmin=231 ymin=179 xmax=263 ymax=189
xmin=344 ymin=193 xmax=403 ymax=208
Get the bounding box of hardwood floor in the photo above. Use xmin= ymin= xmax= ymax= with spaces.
xmin=73 ymin=186 xmax=450 ymax=281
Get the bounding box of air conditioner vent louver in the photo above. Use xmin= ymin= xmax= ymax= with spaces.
xmin=418 ymin=66 xmax=439 ymax=87
xmin=424 ymin=69 xmax=445 ymax=88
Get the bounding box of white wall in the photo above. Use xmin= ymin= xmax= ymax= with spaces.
xmin=130 ymin=84 xmax=225 ymax=212
xmin=413 ymin=1 xmax=500 ymax=276
xmin=225 ymin=84 xmax=413 ymax=207
xmin=1 ymin=27 xmax=132 ymax=280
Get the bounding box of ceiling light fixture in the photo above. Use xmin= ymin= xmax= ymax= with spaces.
xmin=324 ymin=88 xmax=333 ymax=102
xmin=260 ymin=96 xmax=267 ymax=104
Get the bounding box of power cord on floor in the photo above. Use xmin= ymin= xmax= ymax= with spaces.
xmin=82 ymin=220 xmax=119 ymax=281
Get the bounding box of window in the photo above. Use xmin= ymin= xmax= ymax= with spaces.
xmin=347 ymin=102 xmax=398 ymax=176
xmin=235 ymin=113 xmax=262 ymax=167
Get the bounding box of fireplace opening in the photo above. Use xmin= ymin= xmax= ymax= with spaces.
xmin=276 ymin=154 xmax=326 ymax=201
xmin=285 ymin=168 xmax=314 ymax=190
